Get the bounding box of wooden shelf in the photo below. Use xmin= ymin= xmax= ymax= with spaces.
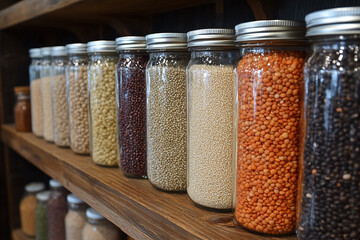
xmin=1 ymin=125 xmax=297 ymax=240
xmin=0 ymin=0 xmax=214 ymax=30
xmin=12 ymin=229 xmax=34 ymax=240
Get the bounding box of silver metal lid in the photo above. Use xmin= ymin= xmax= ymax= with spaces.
xmin=41 ymin=47 xmax=52 ymax=57
xmin=29 ymin=48 xmax=41 ymax=58
xmin=235 ymin=20 xmax=306 ymax=42
xmin=87 ymin=40 xmax=116 ymax=53
xmin=146 ymin=33 xmax=187 ymax=50
xmin=116 ymin=36 xmax=146 ymax=51
xmin=36 ymin=191 xmax=50 ymax=201
xmin=66 ymin=43 xmax=87 ymax=54
xmin=25 ymin=182 xmax=45 ymax=193
xmin=51 ymin=46 xmax=67 ymax=57
xmin=187 ymin=28 xmax=235 ymax=47
xmin=306 ymin=7 xmax=360 ymax=36
xmin=86 ymin=208 xmax=104 ymax=220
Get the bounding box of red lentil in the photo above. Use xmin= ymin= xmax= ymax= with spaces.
xmin=235 ymin=49 xmax=305 ymax=235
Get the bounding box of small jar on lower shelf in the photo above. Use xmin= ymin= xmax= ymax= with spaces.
xmin=20 ymin=182 xmax=45 ymax=237
xmin=82 ymin=208 xmax=124 ymax=240
xmin=47 ymin=180 xmax=67 ymax=240
xmin=65 ymin=194 xmax=87 ymax=240
xmin=35 ymin=191 xmax=50 ymax=240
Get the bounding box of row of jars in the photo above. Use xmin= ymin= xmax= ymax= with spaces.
xmin=20 ymin=181 xmax=126 ymax=240
xmin=27 ymin=6 xmax=360 ymax=238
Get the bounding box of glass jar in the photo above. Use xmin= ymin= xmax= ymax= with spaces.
xmin=47 ymin=179 xmax=67 ymax=240
xmin=20 ymin=182 xmax=45 ymax=236
xmin=65 ymin=194 xmax=87 ymax=240
xmin=51 ymin=46 xmax=69 ymax=147
xmin=234 ymin=21 xmax=307 ymax=235
xmin=35 ymin=190 xmax=50 ymax=240
xmin=40 ymin=47 xmax=54 ymax=142
xmin=66 ymin=43 xmax=90 ymax=155
xmin=88 ymin=41 xmax=118 ymax=167
xmin=14 ymin=86 xmax=31 ymax=132
xmin=298 ymin=7 xmax=360 ymax=240
xmin=115 ymin=37 xmax=148 ymax=178
xmin=29 ymin=48 xmax=43 ymax=137
xmin=82 ymin=208 xmax=121 ymax=240
xmin=186 ymin=29 xmax=238 ymax=209
xmin=146 ymin=33 xmax=189 ymax=191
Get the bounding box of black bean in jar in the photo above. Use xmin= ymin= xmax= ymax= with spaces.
xmin=116 ymin=52 xmax=148 ymax=178
xmin=298 ymin=37 xmax=360 ymax=240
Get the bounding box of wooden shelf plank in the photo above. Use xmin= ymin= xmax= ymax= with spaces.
xmin=2 ymin=124 xmax=297 ymax=240
xmin=12 ymin=229 xmax=34 ymax=240
xmin=0 ymin=0 xmax=214 ymax=30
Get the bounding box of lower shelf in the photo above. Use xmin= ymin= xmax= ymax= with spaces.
xmin=2 ymin=124 xmax=297 ymax=240
xmin=12 ymin=229 xmax=34 ymax=240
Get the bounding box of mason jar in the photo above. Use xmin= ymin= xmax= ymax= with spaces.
xmin=82 ymin=208 xmax=121 ymax=240
xmin=20 ymin=182 xmax=45 ymax=236
xmin=51 ymin=46 xmax=69 ymax=147
xmin=234 ymin=20 xmax=307 ymax=235
xmin=14 ymin=86 xmax=31 ymax=132
xmin=29 ymin=48 xmax=43 ymax=137
xmin=87 ymin=41 xmax=118 ymax=167
xmin=35 ymin=190 xmax=50 ymax=240
xmin=298 ymin=7 xmax=360 ymax=240
xmin=66 ymin=43 xmax=90 ymax=155
xmin=186 ymin=29 xmax=238 ymax=210
xmin=116 ymin=36 xmax=148 ymax=178
xmin=47 ymin=180 xmax=67 ymax=240
xmin=40 ymin=47 xmax=53 ymax=142
xmin=65 ymin=194 xmax=87 ymax=240
xmin=146 ymin=33 xmax=189 ymax=191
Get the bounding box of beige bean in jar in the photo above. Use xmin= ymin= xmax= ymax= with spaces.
xmin=82 ymin=208 xmax=121 ymax=240
xmin=41 ymin=76 xmax=54 ymax=141
xmin=65 ymin=194 xmax=87 ymax=240
xmin=146 ymin=66 xmax=187 ymax=191
xmin=187 ymin=64 xmax=235 ymax=209
xmin=67 ymin=65 xmax=90 ymax=154
xmin=88 ymin=54 xmax=118 ymax=167
xmin=30 ymin=78 xmax=43 ymax=137
xmin=52 ymin=74 xmax=70 ymax=147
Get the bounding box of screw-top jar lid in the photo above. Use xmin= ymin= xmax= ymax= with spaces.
xmin=116 ymin=36 xmax=146 ymax=51
xmin=29 ymin=48 xmax=41 ymax=58
xmin=86 ymin=208 xmax=105 ymax=220
xmin=14 ymin=86 xmax=30 ymax=95
xmin=51 ymin=46 xmax=67 ymax=57
xmin=87 ymin=40 xmax=116 ymax=53
xmin=25 ymin=182 xmax=45 ymax=193
xmin=305 ymin=7 xmax=360 ymax=36
xmin=67 ymin=194 xmax=83 ymax=204
xmin=235 ymin=20 xmax=306 ymax=42
xmin=187 ymin=28 xmax=235 ymax=47
xmin=146 ymin=33 xmax=187 ymax=50
xmin=66 ymin=43 xmax=87 ymax=54
xmin=36 ymin=190 xmax=50 ymax=201
xmin=41 ymin=47 xmax=52 ymax=57
xmin=49 ymin=179 xmax=62 ymax=188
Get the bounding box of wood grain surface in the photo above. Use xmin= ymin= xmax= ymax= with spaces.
xmin=12 ymin=229 xmax=34 ymax=240
xmin=2 ymin=124 xmax=297 ymax=240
